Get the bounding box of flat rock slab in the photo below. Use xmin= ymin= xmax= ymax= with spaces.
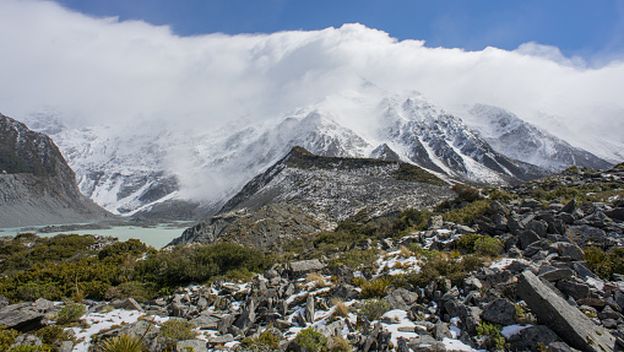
xmin=518 ymin=271 xmax=616 ymax=352
xmin=0 ymin=302 xmax=45 ymax=332
xmin=289 ymin=259 xmax=325 ymax=273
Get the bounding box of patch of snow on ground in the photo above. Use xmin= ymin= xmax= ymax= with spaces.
xmin=442 ymin=337 xmax=478 ymax=351
xmin=489 ymin=257 xmax=529 ymax=270
xmin=380 ymin=309 xmax=417 ymax=346
xmin=501 ymin=324 xmax=532 ymax=339
xmin=70 ymin=309 xmax=143 ymax=352
xmin=585 ymin=276 xmax=605 ymax=291
xmin=450 ymin=316 xmax=462 ymax=338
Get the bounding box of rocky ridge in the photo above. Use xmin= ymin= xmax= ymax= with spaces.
xmin=0 ymin=113 xmax=110 ymax=227
xmin=171 ymin=146 xmax=453 ymax=248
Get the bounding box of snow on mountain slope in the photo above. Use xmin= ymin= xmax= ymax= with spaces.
xmin=376 ymin=94 xmax=544 ymax=184
xmin=528 ymin=112 xmax=624 ymax=165
xmin=462 ymin=104 xmax=612 ymax=171
xmin=23 ymin=109 xmax=374 ymax=217
xmin=22 ymin=90 xmax=591 ymax=219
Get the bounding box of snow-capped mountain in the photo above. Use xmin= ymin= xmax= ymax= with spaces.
xmin=462 ymin=104 xmax=611 ymax=171
xmin=376 ymin=94 xmax=544 ymax=184
xmin=22 ymin=89 xmax=608 ymax=220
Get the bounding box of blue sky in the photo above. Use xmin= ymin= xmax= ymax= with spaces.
xmin=54 ymin=0 xmax=624 ymax=58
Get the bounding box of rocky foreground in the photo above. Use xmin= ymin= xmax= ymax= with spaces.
xmin=0 ymin=165 xmax=623 ymax=351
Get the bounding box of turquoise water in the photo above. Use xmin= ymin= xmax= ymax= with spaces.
xmin=0 ymin=224 xmax=185 ymax=248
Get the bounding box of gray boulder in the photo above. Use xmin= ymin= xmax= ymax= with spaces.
xmin=481 ymin=298 xmax=516 ymax=325
xmin=385 ymin=288 xmax=419 ymax=310
xmin=177 ymin=339 xmax=208 ymax=352
xmin=518 ymin=271 xmax=616 ymax=352
xmin=0 ymin=303 xmax=45 ymax=332
xmin=507 ymin=325 xmax=560 ymax=351
xmin=289 ymin=259 xmax=325 ymax=273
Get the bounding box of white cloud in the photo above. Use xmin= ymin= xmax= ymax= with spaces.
xmin=0 ymin=0 xmax=623 ymax=160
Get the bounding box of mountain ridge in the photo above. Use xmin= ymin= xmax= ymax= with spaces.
xmin=171 ymin=146 xmax=454 ymax=248
xmin=0 ymin=113 xmax=111 ymax=227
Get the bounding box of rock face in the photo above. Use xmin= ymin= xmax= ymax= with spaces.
xmin=518 ymin=271 xmax=616 ymax=352
xmin=0 ymin=113 xmax=110 ymax=227
xmin=171 ymin=147 xmax=453 ymax=248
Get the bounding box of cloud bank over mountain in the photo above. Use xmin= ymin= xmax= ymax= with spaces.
xmin=0 ymin=0 xmax=623 ymax=157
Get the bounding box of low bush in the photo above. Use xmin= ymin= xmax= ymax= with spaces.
xmin=402 ymin=252 xmax=484 ymax=288
xmin=358 ymin=299 xmax=391 ymax=321
xmin=292 ymin=328 xmax=327 ymax=352
xmin=328 ymin=336 xmax=351 ymax=352
xmin=331 ymin=298 xmax=349 ymax=318
xmin=584 ymin=246 xmax=624 ymax=280
xmin=105 ymin=281 xmax=152 ymax=303
xmin=0 ymin=327 xmax=19 ymax=350
xmin=34 ymin=325 xmax=74 ymax=345
xmin=476 ymin=322 xmax=505 ymax=350
xmin=442 ymin=200 xmax=491 ymax=225
xmin=456 ymin=234 xmax=502 ymax=257
xmin=359 ymin=278 xmax=391 ymax=298
xmin=56 ymin=302 xmax=86 ymax=325
xmin=329 ymin=249 xmax=377 ymax=271
xmin=0 ymin=237 xmax=272 ymax=303
xmin=159 ymin=319 xmax=196 ymax=341
xmin=100 ymin=334 xmax=145 ymax=352
xmin=137 ymin=243 xmax=271 ymax=290
xmin=241 ymin=330 xmax=281 ymax=351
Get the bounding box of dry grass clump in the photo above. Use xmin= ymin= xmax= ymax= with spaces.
xmin=306 ymin=272 xmax=329 ymax=287
xmin=331 ymin=298 xmax=349 ymax=317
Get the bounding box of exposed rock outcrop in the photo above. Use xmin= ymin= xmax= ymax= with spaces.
xmin=0 ymin=113 xmax=110 ymax=227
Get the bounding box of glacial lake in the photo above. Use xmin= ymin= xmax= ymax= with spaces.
xmin=0 ymin=224 xmax=186 ymax=249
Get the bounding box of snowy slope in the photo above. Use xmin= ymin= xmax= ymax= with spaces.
xmin=462 ymin=104 xmax=612 ymax=171
xmin=23 ymin=89 xmax=605 ymax=219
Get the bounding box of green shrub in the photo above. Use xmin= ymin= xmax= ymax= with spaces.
xmin=34 ymin=325 xmax=74 ymax=345
xmin=100 ymin=334 xmax=145 ymax=352
xmin=56 ymin=302 xmax=86 ymax=325
xmin=160 ymin=319 xmax=196 ymax=341
xmin=98 ymin=239 xmax=150 ymax=260
xmin=0 ymin=327 xmax=19 ymax=350
xmin=457 ymin=234 xmax=502 ymax=256
xmin=328 ymin=336 xmax=351 ymax=352
xmin=358 ymin=299 xmax=391 ymax=321
xmin=442 ymin=200 xmax=491 ymax=225
xmin=335 ymin=209 xmax=432 ymax=240
xmin=105 ymin=281 xmax=153 ymax=303
xmin=241 ymin=330 xmax=281 ymax=351
xmin=584 ymin=246 xmax=624 ymax=280
xmin=452 ymin=184 xmax=482 ymax=203
xmin=473 ymin=237 xmax=503 ymax=257
xmin=0 ymin=237 xmax=273 ymax=303
xmin=292 ymin=328 xmax=328 ymax=352
xmin=476 ymin=322 xmax=505 ymax=350
xmin=329 ymin=249 xmax=377 ymax=271
xmin=137 ymin=243 xmax=271 ymax=289
xmin=402 ymin=253 xmax=484 ymax=288
xmin=359 ymin=278 xmax=390 ymax=298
